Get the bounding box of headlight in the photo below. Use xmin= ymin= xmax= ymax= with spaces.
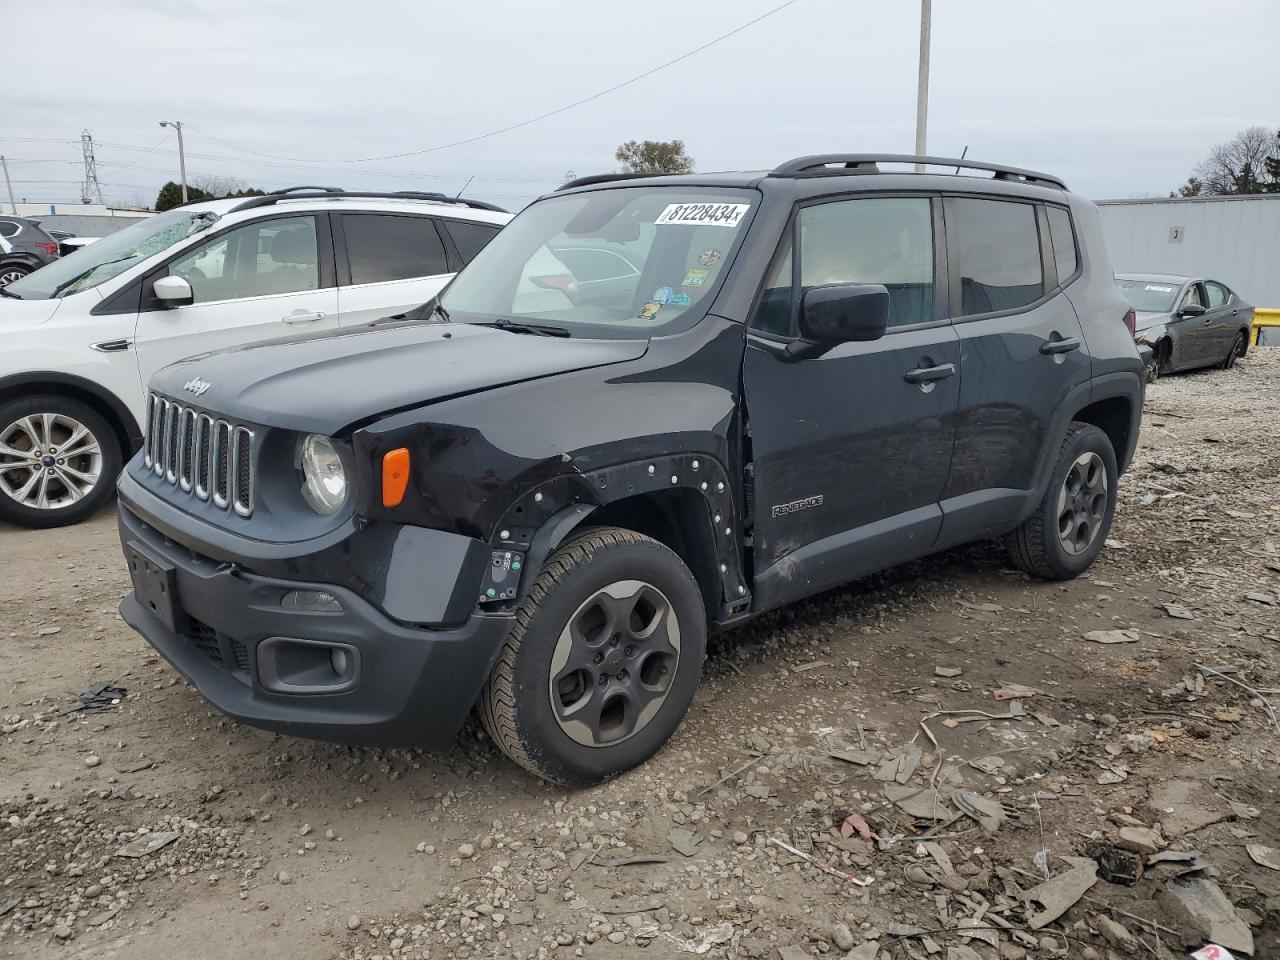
xmin=298 ymin=434 xmax=347 ymax=515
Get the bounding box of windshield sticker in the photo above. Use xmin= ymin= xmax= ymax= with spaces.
xmin=672 ymin=293 xmax=692 ymax=306
xmin=697 ymin=248 xmax=722 ymax=266
xmin=682 ymin=267 xmax=710 ymax=288
xmin=655 ymin=202 xmax=751 ymax=227
xmin=638 ymin=302 xmax=663 ymax=321
xmin=1144 ymin=284 xmax=1174 ymax=292
xmin=651 ymin=285 xmax=676 ymax=304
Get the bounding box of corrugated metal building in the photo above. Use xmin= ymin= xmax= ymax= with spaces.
xmin=1097 ymin=194 xmax=1280 ymax=308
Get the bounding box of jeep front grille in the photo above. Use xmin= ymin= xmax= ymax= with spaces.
xmin=143 ymin=392 xmax=255 ymax=516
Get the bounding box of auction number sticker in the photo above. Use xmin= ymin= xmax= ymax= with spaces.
xmin=1145 ymin=284 xmax=1174 ymax=292
xmin=655 ymin=202 xmax=751 ymax=227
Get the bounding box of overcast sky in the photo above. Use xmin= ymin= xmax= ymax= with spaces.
xmin=3 ymin=0 xmax=1277 ymax=210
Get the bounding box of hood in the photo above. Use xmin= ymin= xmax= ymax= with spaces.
xmin=151 ymin=322 xmax=649 ymax=434
xmin=0 ymin=295 xmax=63 ymax=328
xmin=1133 ymin=310 xmax=1171 ymax=333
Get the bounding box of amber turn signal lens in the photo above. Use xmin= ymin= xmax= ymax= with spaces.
xmin=382 ymin=448 xmax=410 ymax=507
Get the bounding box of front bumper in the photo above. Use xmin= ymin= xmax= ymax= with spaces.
xmin=118 ymin=501 xmax=514 ymax=749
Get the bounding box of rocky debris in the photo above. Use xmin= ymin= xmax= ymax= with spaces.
xmin=1083 ymin=628 xmax=1139 ymax=644
xmin=1149 ymin=779 xmax=1236 ymax=837
xmin=1020 ymin=856 xmax=1098 ymax=929
xmin=1115 ymin=825 xmax=1164 ymax=855
xmin=1160 ymin=875 xmax=1255 ymax=955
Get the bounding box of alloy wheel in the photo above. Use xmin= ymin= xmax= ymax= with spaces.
xmin=0 ymin=414 xmax=104 ymax=510
xmin=1056 ymin=451 xmax=1108 ymax=556
xmin=548 ymin=579 xmax=681 ymax=748
xmin=0 ymin=268 xmax=28 ymax=286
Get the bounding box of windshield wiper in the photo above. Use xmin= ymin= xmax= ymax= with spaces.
xmin=471 ymin=318 xmax=571 ymax=338
xmin=51 ymin=255 xmax=137 ymax=298
xmin=0 ymin=285 xmax=21 ymax=299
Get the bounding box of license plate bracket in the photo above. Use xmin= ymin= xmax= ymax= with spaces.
xmin=125 ymin=540 xmax=186 ymax=634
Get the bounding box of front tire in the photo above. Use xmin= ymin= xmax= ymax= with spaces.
xmin=0 ymin=396 xmax=121 ymax=528
xmin=1006 ymin=422 xmax=1117 ymax=581
xmin=479 ymin=528 xmax=706 ymax=784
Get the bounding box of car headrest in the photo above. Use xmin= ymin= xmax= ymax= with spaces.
xmin=269 ymin=228 xmax=316 ymax=266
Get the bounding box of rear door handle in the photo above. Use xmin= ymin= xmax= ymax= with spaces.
xmin=903 ymin=362 xmax=957 ymax=384
xmin=282 ymin=310 xmax=325 ymax=324
xmin=1039 ymin=337 xmax=1081 ymax=355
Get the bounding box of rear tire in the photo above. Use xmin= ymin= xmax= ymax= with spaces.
xmin=0 ymin=263 xmax=31 ymax=286
xmin=0 ymin=395 xmax=121 ymax=529
xmin=478 ymin=527 xmax=706 ymax=784
xmin=1005 ymin=422 xmax=1117 ymax=581
xmin=1221 ymin=332 xmax=1246 ymax=370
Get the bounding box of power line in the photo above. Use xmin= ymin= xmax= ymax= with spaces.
xmin=179 ymin=0 xmax=802 ymax=165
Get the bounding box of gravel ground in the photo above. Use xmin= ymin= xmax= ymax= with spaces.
xmin=2 ymin=349 xmax=1278 ymax=960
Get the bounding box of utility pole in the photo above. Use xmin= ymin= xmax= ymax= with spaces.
xmin=1 ymin=156 xmax=16 ymax=214
xmin=914 ymin=0 xmax=932 ymax=171
xmin=80 ymin=130 xmax=104 ymax=205
xmin=159 ymin=120 xmax=188 ymax=203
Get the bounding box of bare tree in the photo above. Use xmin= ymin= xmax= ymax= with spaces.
xmin=1189 ymin=126 xmax=1278 ymax=195
xmin=190 ymin=174 xmax=249 ymax=196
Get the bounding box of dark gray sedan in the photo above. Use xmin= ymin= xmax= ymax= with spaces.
xmin=1116 ymin=273 xmax=1254 ymax=382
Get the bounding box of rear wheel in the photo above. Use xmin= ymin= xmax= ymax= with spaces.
xmin=1221 ymin=331 xmax=1246 ymax=370
xmin=0 ymin=263 xmax=31 ymax=286
xmin=1006 ymin=422 xmax=1117 ymax=580
xmin=479 ymin=527 xmax=706 ymax=784
xmin=0 ymin=396 xmax=121 ymax=528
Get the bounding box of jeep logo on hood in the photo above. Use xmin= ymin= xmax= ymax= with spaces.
xmin=183 ymin=376 xmax=212 ymax=397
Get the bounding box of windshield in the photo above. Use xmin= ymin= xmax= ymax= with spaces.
xmin=441 ymin=187 xmax=756 ymax=337
xmin=1116 ymin=277 xmax=1181 ymax=313
xmin=4 ymin=209 xmax=219 ymax=299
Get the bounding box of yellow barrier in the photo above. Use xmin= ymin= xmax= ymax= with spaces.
xmin=1253 ymin=308 xmax=1280 ymax=346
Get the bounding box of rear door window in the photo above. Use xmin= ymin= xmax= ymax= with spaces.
xmin=0 ymin=221 xmax=19 ymax=239
xmin=442 ymin=219 xmax=501 ymax=264
xmin=343 ymin=214 xmax=449 ymax=285
xmin=946 ymin=198 xmax=1044 ymax=316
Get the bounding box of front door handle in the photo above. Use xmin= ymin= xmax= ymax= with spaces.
xmin=1039 ymin=337 xmax=1081 ymax=355
xmin=903 ymin=362 xmax=957 ymax=384
xmin=282 ymin=310 xmax=326 ymax=324
xmin=1202 ymin=317 xmax=1213 ymax=326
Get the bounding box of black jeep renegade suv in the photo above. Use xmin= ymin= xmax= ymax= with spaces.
xmin=118 ymin=155 xmax=1144 ymax=783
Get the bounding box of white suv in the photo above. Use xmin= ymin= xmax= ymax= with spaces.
xmin=0 ymin=188 xmax=510 ymax=528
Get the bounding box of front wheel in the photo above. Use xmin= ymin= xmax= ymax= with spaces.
xmin=1006 ymin=422 xmax=1117 ymax=580
xmin=0 ymin=396 xmax=121 ymax=528
xmin=478 ymin=527 xmax=706 ymax=784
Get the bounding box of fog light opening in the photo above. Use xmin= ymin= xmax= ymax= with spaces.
xmin=281 ymin=589 xmax=343 ymax=614
xmin=330 ymin=648 xmax=350 ymax=678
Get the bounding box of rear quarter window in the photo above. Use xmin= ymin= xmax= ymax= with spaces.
xmin=1046 ymin=206 xmax=1078 ymax=285
xmin=442 ymin=220 xmax=501 ymax=264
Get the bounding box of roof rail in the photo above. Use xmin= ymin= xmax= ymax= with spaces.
xmin=770 ymin=154 xmax=1067 ymax=190
xmin=227 ymin=189 xmax=507 ymax=214
xmin=557 ymin=172 xmax=662 ymax=191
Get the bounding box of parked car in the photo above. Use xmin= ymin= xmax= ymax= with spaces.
xmin=0 ymin=215 xmax=62 ymax=284
xmin=57 ymin=235 xmax=101 ymax=257
xmin=0 ymin=188 xmax=509 ymax=528
xmin=1115 ymin=273 xmax=1254 ymax=382
xmin=116 ymin=155 xmax=1143 ymax=783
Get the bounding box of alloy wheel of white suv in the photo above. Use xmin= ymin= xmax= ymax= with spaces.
xmin=0 ymin=396 xmax=121 ymax=528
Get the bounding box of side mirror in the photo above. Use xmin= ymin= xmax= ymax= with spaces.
xmin=153 ymin=275 xmax=193 ymax=308
xmin=788 ymin=284 xmax=889 ymax=359
xmin=1178 ymin=303 xmax=1206 ymax=318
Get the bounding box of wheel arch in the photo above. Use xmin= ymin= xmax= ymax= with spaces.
xmin=0 ymin=371 xmax=141 ymax=458
xmin=496 ymin=454 xmax=748 ymax=625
